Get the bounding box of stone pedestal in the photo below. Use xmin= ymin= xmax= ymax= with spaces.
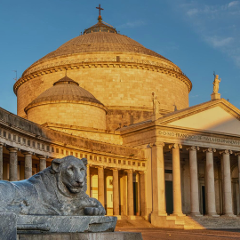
xmin=0 ymin=212 xmax=17 ymax=240
xmin=211 ymin=93 xmax=221 ymax=100
xmin=18 ymin=232 xmax=143 ymax=240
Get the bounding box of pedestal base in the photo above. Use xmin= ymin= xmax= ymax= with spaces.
xmin=211 ymin=93 xmax=221 ymax=100
xmin=18 ymin=232 xmax=143 ymax=240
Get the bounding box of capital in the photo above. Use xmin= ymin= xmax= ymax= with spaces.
xmin=219 ymin=149 xmax=233 ymax=155
xmin=203 ymin=148 xmax=216 ymax=153
xmin=22 ymin=151 xmax=34 ymax=156
xmin=187 ymin=146 xmax=200 ymax=151
xmin=169 ymin=143 xmax=182 ymax=149
xmin=36 ymin=154 xmax=47 ymax=159
xmin=7 ymin=147 xmax=18 ymax=153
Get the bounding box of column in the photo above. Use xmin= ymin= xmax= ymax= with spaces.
xmin=139 ymin=171 xmax=146 ymax=217
xmin=113 ymin=168 xmax=119 ymax=215
xmin=151 ymin=143 xmax=167 ymax=216
xmin=23 ymin=151 xmax=32 ymax=179
xmin=8 ymin=147 xmax=18 ymax=181
xmin=38 ymin=155 xmax=46 ymax=171
xmin=0 ymin=143 xmax=3 ymax=180
xmin=127 ymin=169 xmax=134 ymax=216
xmin=188 ymin=146 xmax=201 ymax=216
xmin=98 ymin=166 xmax=105 ymax=207
xmin=204 ymin=148 xmax=218 ymax=216
xmin=170 ymin=143 xmax=184 ymax=216
xmin=238 ymin=154 xmax=240 ymax=215
xmin=221 ymin=150 xmax=235 ymax=216
xmin=86 ymin=165 xmax=91 ymax=196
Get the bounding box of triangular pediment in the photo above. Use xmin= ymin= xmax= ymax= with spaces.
xmin=157 ymin=99 xmax=240 ymax=135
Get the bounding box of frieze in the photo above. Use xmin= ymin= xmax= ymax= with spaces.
xmin=158 ymin=130 xmax=240 ymax=146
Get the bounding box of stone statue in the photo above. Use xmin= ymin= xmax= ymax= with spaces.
xmin=213 ymin=74 xmax=221 ymax=94
xmin=0 ymin=156 xmax=105 ymax=216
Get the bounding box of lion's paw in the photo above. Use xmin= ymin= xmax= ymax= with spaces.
xmin=84 ymin=207 xmax=106 ymax=216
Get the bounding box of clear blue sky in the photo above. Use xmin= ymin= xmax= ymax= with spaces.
xmin=1 ymin=0 xmax=240 ymax=114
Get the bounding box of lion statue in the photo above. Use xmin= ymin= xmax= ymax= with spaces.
xmin=0 ymin=156 xmax=106 ymax=216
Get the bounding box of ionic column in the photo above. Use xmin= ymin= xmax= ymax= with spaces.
xmin=169 ymin=143 xmax=184 ymax=216
xmin=204 ymin=148 xmax=219 ymax=216
xmin=139 ymin=171 xmax=146 ymax=217
xmin=38 ymin=155 xmax=46 ymax=171
xmin=127 ymin=169 xmax=134 ymax=216
xmin=237 ymin=154 xmax=240 ymax=215
xmin=98 ymin=166 xmax=105 ymax=207
xmin=188 ymin=146 xmax=201 ymax=216
xmin=0 ymin=143 xmax=4 ymax=180
xmin=113 ymin=168 xmax=119 ymax=215
xmin=8 ymin=147 xmax=18 ymax=181
xmin=220 ymin=150 xmax=235 ymax=216
xmin=151 ymin=142 xmax=166 ymax=216
xmin=86 ymin=165 xmax=91 ymax=196
xmin=22 ymin=151 xmax=32 ymax=179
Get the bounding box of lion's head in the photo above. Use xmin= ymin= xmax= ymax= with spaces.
xmin=51 ymin=156 xmax=88 ymax=196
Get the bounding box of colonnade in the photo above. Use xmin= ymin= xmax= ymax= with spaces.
xmin=152 ymin=143 xmax=239 ymax=217
xmin=0 ymin=144 xmax=47 ymax=181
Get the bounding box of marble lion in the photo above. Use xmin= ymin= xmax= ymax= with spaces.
xmin=0 ymin=156 xmax=106 ymax=216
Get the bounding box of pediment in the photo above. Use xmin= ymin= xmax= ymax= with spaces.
xmin=158 ymin=100 xmax=240 ymax=136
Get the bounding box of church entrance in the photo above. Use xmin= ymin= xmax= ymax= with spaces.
xmin=165 ymin=181 xmax=173 ymax=214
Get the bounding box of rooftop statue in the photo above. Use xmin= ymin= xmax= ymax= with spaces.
xmin=213 ymin=74 xmax=221 ymax=94
xmin=0 ymin=156 xmax=117 ymax=236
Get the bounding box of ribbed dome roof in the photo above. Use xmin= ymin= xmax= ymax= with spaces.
xmin=35 ymin=32 xmax=169 ymax=63
xmin=25 ymin=76 xmax=104 ymax=112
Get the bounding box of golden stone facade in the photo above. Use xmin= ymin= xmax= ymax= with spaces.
xmin=1 ymin=16 xmax=240 ymax=230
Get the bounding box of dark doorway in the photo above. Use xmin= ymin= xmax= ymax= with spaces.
xmin=202 ymin=186 xmax=206 ymax=215
xmin=133 ymin=182 xmax=139 ymax=215
xmin=165 ymin=181 xmax=173 ymax=214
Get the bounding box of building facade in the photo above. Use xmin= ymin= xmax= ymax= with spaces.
xmin=1 ymin=14 xmax=240 ymax=229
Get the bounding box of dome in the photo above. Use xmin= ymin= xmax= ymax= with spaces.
xmin=30 ymin=32 xmax=169 ymax=66
xmin=25 ymin=76 xmax=105 ymax=112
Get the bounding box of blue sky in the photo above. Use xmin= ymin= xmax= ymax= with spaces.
xmin=0 ymin=0 xmax=240 ymax=114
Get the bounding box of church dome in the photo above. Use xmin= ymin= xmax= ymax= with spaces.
xmin=25 ymin=76 xmax=104 ymax=111
xmin=14 ymin=16 xmax=192 ymax=131
xmin=33 ymin=32 xmax=169 ymax=65
xmin=25 ymin=76 xmax=107 ymax=130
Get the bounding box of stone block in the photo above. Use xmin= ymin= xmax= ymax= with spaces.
xmin=0 ymin=212 xmax=17 ymax=240
xmin=17 ymin=215 xmax=117 ymax=233
xmin=18 ymin=232 xmax=143 ymax=240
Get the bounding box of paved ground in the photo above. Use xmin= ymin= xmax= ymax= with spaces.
xmin=116 ymin=228 xmax=240 ymax=240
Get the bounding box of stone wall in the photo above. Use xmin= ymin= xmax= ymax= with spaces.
xmin=27 ymin=103 xmax=107 ymax=130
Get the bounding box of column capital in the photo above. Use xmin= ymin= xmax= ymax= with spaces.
xmin=186 ymin=146 xmax=200 ymax=151
xmin=235 ymin=152 xmax=240 ymax=156
xmin=7 ymin=147 xmax=18 ymax=153
xmin=138 ymin=171 xmax=145 ymax=175
xmin=0 ymin=142 xmax=6 ymax=147
xmin=203 ymin=148 xmax=216 ymax=153
xmin=36 ymin=154 xmax=47 ymax=159
xmin=219 ymin=150 xmax=233 ymax=155
xmin=169 ymin=143 xmax=182 ymax=149
xmin=125 ymin=169 xmax=133 ymax=174
xmin=154 ymin=142 xmax=165 ymax=147
xmin=111 ymin=168 xmax=119 ymax=172
xmin=22 ymin=151 xmax=34 ymax=156
xmin=96 ymin=165 xmax=104 ymax=170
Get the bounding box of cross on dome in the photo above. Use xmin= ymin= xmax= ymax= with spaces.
xmin=96 ymin=4 xmax=104 ymax=22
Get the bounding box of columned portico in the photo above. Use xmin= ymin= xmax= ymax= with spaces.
xmin=113 ymin=168 xmax=119 ymax=215
xmin=151 ymin=142 xmax=166 ymax=216
xmin=220 ymin=150 xmax=235 ymax=216
xmin=204 ymin=148 xmax=219 ymax=217
xmin=188 ymin=146 xmax=201 ymax=216
xmin=127 ymin=169 xmax=134 ymax=216
xmin=98 ymin=166 xmax=105 ymax=207
xmin=8 ymin=147 xmax=18 ymax=181
xmin=170 ymin=143 xmax=184 ymax=216
xmin=23 ymin=151 xmax=33 ymax=179
xmin=0 ymin=143 xmax=3 ymax=180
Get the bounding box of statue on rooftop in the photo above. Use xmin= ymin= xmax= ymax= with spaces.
xmin=213 ymin=74 xmax=221 ymax=94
